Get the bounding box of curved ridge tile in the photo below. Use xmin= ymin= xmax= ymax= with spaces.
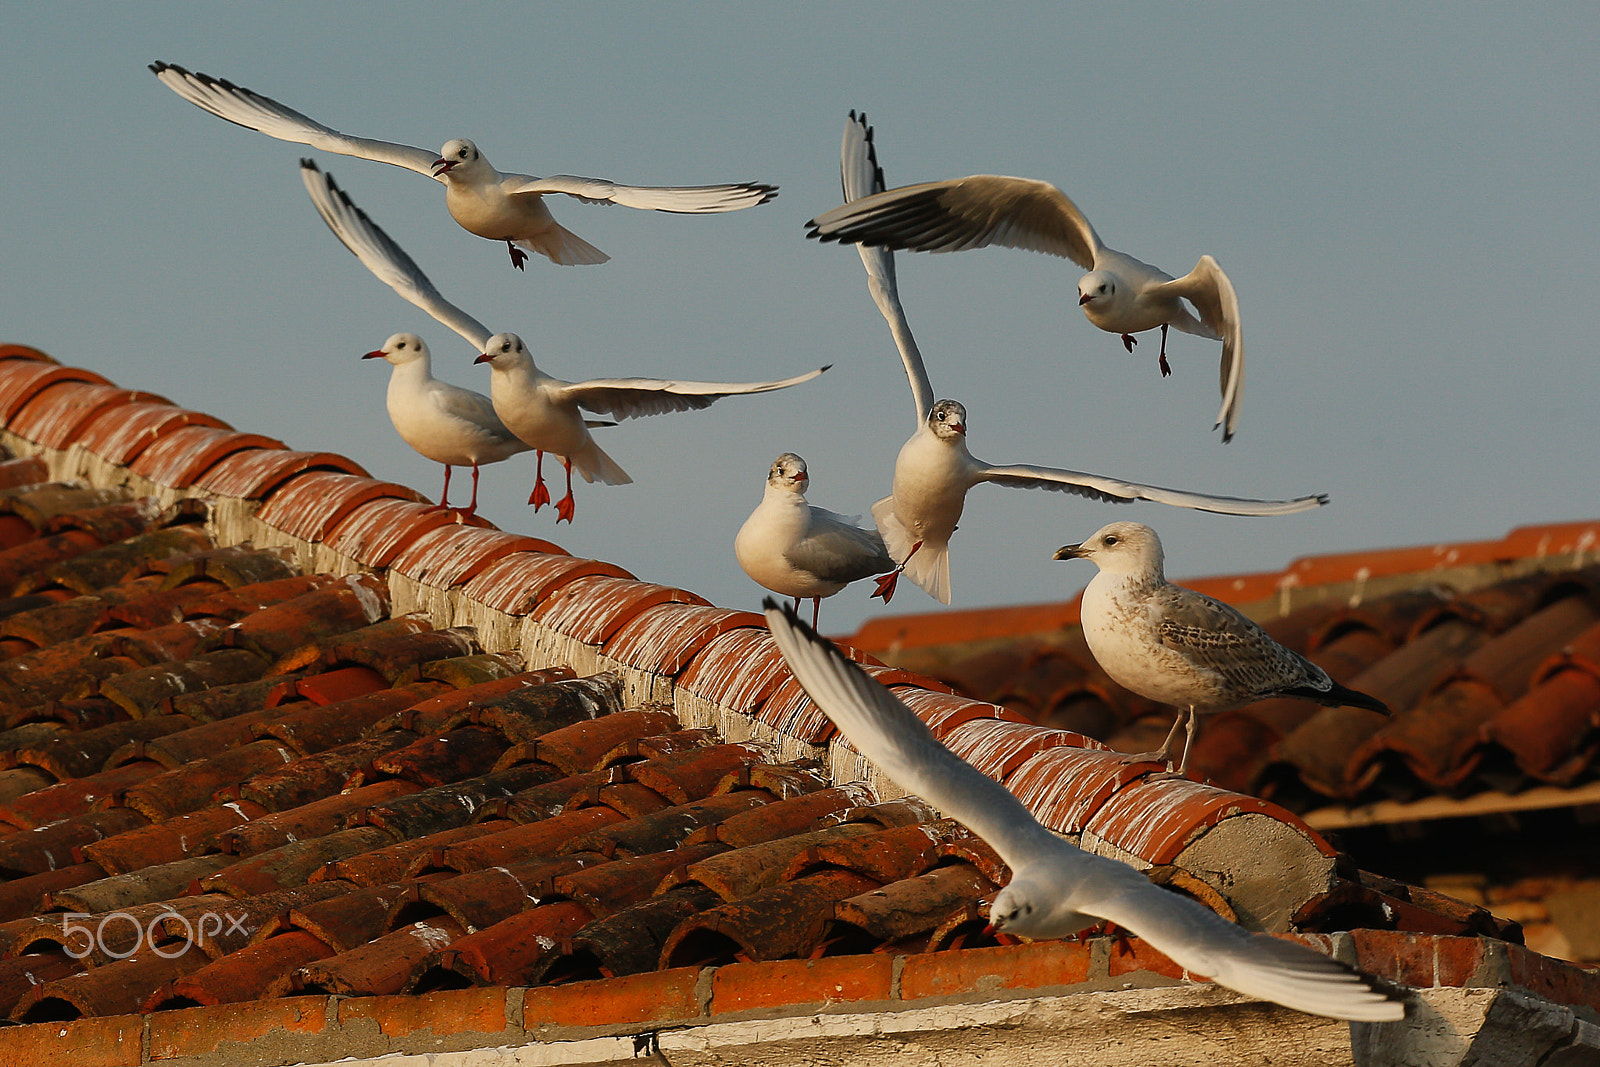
xmin=1005 ymin=745 xmax=1166 ymax=835
xmin=676 ymin=629 xmax=794 ymax=714
xmin=255 ymin=472 xmax=425 ymax=542
xmin=324 ymin=499 xmax=495 ymax=568
xmin=194 ymin=448 xmax=370 ymax=500
xmin=605 ymin=604 xmax=765 ymax=676
xmin=891 ymin=688 xmax=1029 ymax=740
xmin=74 ymin=402 xmax=231 ymax=466
xmin=1083 ymin=775 xmax=1335 ymax=866
xmin=390 ymin=525 xmax=564 ymax=588
xmin=129 ymin=426 xmax=286 ymax=488
xmin=460 ymin=553 xmax=629 ymax=616
xmin=9 ymin=383 xmax=173 ymax=450
xmin=1483 ymin=666 xmax=1600 ymax=784
xmin=941 ymin=718 xmax=1107 ymax=783
xmin=532 ymin=575 xmax=709 ymax=646
xmin=0 ymin=362 xmax=110 ymax=423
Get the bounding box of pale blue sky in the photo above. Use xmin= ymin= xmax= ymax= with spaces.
xmin=5 ymin=4 xmax=1597 ymax=631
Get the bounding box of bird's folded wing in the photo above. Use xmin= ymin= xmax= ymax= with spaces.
xmin=763 ymin=602 xmax=1061 ymax=865
xmin=784 ymin=516 xmax=892 ymax=584
xmin=300 ymin=161 xmax=493 ymax=350
xmin=560 ymin=367 xmax=827 ymax=420
xmin=430 ymin=385 xmax=525 ymax=447
xmin=152 ymin=63 xmax=438 ymax=176
xmin=839 ymin=112 xmax=936 ymax=424
xmin=979 ymin=463 xmax=1327 ymax=516
xmin=808 ymin=175 xmax=1102 ymax=268
xmin=1152 ymin=255 xmax=1243 ymax=441
xmin=501 ymin=174 xmax=777 ymax=212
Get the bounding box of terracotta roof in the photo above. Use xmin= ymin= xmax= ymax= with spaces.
xmin=0 ymin=343 xmax=1594 ymax=1064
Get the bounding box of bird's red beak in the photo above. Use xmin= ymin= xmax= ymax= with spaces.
xmin=982 ymin=923 xmax=996 ymax=936
xmin=1078 ymin=292 xmax=1093 ymax=306
xmin=432 ymin=159 xmax=456 ymax=177
xmin=952 ymin=423 xmax=967 ymax=435
xmin=361 ymin=350 xmax=384 ymax=360
xmin=473 ymin=352 xmax=493 ymax=365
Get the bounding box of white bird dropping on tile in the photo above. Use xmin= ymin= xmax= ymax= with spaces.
xmin=735 ymin=453 xmax=894 ymax=627
xmin=762 ymin=598 xmax=1406 ymax=1023
xmin=361 ymin=332 xmax=530 ymax=518
xmin=152 ymin=62 xmax=777 ymax=269
xmin=808 ymin=167 xmax=1244 ymax=440
xmin=301 ymin=161 xmax=826 ymax=523
xmin=1058 ymin=521 xmax=1390 ymax=777
xmin=829 ymin=112 xmax=1325 ymax=604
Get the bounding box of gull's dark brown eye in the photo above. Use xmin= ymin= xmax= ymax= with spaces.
xmin=1104 ymin=534 xmax=1119 ymax=546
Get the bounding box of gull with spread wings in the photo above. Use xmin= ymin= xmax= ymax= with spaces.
xmin=301 ymin=160 xmax=825 ymax=523
xmin=153 ymin=61 xmax=776 ymax=270
xmin=830 ymin=113 xmax=1323 ymax=604
xmin=763 ymin=598 xmax=1406 ymax=1024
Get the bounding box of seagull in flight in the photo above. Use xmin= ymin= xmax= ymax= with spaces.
xmin=829 ymin=113 xmax=1324 ymax=604
xmin=362 ymin=332 xmax=530 ymax=518
xmin=736 ymin=453 xmax=894 ymax=627
xmin=1058 ymin=522 xmax=1390 ymax=778
xmin=807 ymin=156 xmax=1243 ymax=440
xmin=152 ymin=61 xmax=777 ymax=270
xmin=762 ymin=599 xmax=1407 ymax=1023
xmin=301 ymin=160 xmax=826 ymax=523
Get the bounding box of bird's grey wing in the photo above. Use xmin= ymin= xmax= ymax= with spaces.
xmin=557 ymin=366 xmax=828 ymax=420
xmin=151 ymin=63 xmax=438 ymax=176
xmin=300 ymin=161 xmax=492 ymax=350
xmin=1151 ymin=587 xmax=1326 ymax=694
xmin=430 ymin=383 xmax=526 ymax=448
xmin=808 ymin=175 xmax=1102 ymax=269
xmin=785 ymin=510 xmax=893 ymax=583
xmin=1151 ymin=255 xmax=1243 ymax=442
xmin=500 ymin=174 xmax=777 ymax=212
xmin=1085 ymin=866 xmax=1405 ymax=1021
xmin=839 ymin=112 xmax=936 ymax=424
xmin=978 ymin=463 xmax=1328 ymax=516
xmin=764 ymin=601 xmax=1064 ymax=865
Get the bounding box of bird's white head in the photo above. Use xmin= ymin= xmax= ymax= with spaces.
xmin=1053 ymin=521 xmax=1165 ymax=580
xmin=767 ymin=453 xmax=810 ymax=494
xmin=929 ymin=399 xmax=968 ymax=440
xmin=362 ymin=332 xmax=429 ymax=367
xmin=1077 ymin=271 xmax=1115 ymax=308
xmin=472 ymin=332 xmax=531 ymax=370
xmin=433 ymin=138 xmax=483 ymax=178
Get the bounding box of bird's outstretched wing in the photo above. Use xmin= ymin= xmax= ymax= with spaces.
xmin=978 ymin=462 xmax=1327 ymax=516
xmin=300 ymin=161 xmax=492 ymax=350
xmin=501 ymin=174 xmax=777 ymax=213
xmin=558 ymin=366 xmax=829 ymax=420
xmin=763 ymin=601 xmax=1407 ymax=1024
xmin=809 ymin=174 xmax=1103 ymax=268
xmin=152 ymin=62 xmax=438 ymax=176
xmin=1154 ymin=255 xmax=1243 ymax=442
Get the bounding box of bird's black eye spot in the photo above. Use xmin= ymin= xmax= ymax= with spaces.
xmin=1103 ymin=534 xmax=1119 ymax=546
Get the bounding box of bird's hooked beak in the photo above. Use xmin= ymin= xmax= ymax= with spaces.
xmin=431 ymin=158 xmax=457 ymax=177
xmin=361 ymin=350 xmax=385 ymax=360
xmin=473 ymin=352 xmax=493 ymax=365
xmin=1053 ymin=543 xmax=1086 ymax=561
xmin=1077 ymin=292 xmax=1093 ymax=306
xmin=792 ymin=471 xmax=808 ymax=486
xmin=951 ymin=421 xmax=966 ymax=436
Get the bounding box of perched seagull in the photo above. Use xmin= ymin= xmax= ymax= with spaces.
xmin=807 ymin=163 xmax=1243 ymax=441
xmin=1058 ymin=522 xmax=1390 ymax=778
xmin=151 ymin=61 xmax=777 ymax=269
xmin=301 ymin=161 xmax=826 ymax=523
xmin=735 ymin=453 xmax=894 ymax=627
xmin=362 ymin=332 xmax=531 ymax=517
xmin=830 ymin=113 xmax=1324 ymax=604
xmin=762 ymin=599 xmax=1406 ymax=1022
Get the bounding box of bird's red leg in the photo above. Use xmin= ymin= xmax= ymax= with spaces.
xmin=528 ymin=451 xmax=551 ymax=510
xmin=1121 ymin=333 xmax=1137 ymax=354
xmin=1158 ymin=323 xmax=1172 ymax=377
xmin=811 ymin=597 xmax=822 ymax=629
xmin=554 ymin=457 xmax=577 ymax=523
xmin=871 ymin=540 xmax=924 ymax=602
xmin=457 ymin=464 xmax=480 ymax=519
xmin=426 ymin=466 xmax=453 ymax=514
xmin=506 ymin=240 xmax=529 ymax=271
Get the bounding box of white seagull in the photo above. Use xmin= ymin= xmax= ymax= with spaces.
xmin=807 ymin=163 xmax=1243 ymax=441
xmin=361 ymin=332 xmax=531 ymax=518
xmin=152 ymin=61 xmax=777 ymax=270
xmin=830 ymin=113 xmax=1325 ymax=604
xmin=735 ymin=453 xmax=894 ymax=627
xmin=1058 ymin=522 xmax=1389 ymax=778
xmin=301 ymin=161 xmax=826 ymax=523
xmin=762 ymin=600 xmax=1406 ymax=1023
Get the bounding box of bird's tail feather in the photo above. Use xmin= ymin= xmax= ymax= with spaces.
xmin=570 ymin=441 xmax=632 ymax=485
xmin=872 ymin=496 xmax=951 ymax=604
xmin=516 ymin=225 xmax=610 ymax=267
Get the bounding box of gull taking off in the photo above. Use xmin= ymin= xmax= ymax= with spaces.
xmin=1058 ymin=522 xmax=1389 ymax=777
xmin=301 ymin=161 xmax=826 ymax=522
xmin=735 ymin=453 xmax=894 ymax=627
xmin=152 ymin=62 xmax=776 ymax=269
xmin=807 ymin=165 xmax=1243 ymax=440
xmin=762 ymin=599 xmax=1406 ymax=1023
xmin=362 ymin=332 xmax=530 ymax=518
xmin=830 ymin=113 xmax=1324 ymax=604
